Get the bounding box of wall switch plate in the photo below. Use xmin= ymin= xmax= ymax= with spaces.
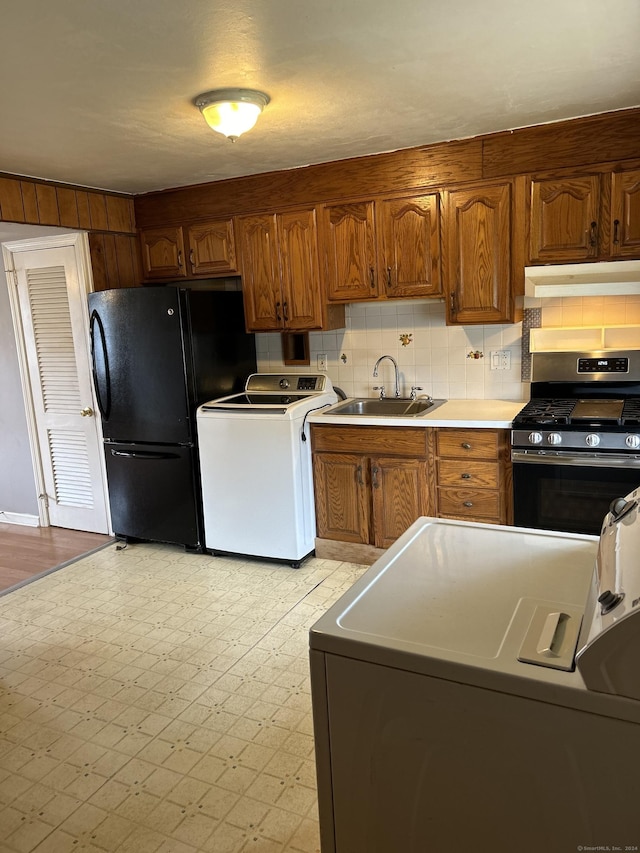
xmin=490 ymin=350 xmax=511 ymax=370
xmin=317 ymin=353 xmax=328 ymax=371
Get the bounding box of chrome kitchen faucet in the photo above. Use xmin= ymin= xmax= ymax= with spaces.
xmin=373 ymin=355 xmax=400 ymax=398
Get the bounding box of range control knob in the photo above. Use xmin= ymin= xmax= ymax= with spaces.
xmin=279 ymin=378 xmax=290 ymax=389
xmin=528 ymin=432 xmax=543 ymax=445
xmin=547 ymin=432 xmax=562 ymax=445
xmin=626 ymin=434 xmax=640 ymax=449
xmin=585 ymin=433 xmax=601 ymax=447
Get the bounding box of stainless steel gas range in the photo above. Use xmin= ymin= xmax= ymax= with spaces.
xmin=512 ymin=349 xmax=640 ymax=535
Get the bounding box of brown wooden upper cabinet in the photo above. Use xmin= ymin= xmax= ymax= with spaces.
xmin=236 ymin=207 xmax=345 ymax=332
xmin=441 ymin=180 xmax=516 ymax=325
xmin=321 ymin=192 xmax=442 ymax=303
xmin=528 ymin=165 xmax=640 ymax=263
xmin=139 ymin=219 xmax=237 ymax=280
xmin=611 ymin=167 xmax=640 ymax=258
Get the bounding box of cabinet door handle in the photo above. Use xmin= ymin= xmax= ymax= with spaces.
xmin=371 ymin=466 xmax=379 ymax=488
xmin=386 ymin=266 xmax=392 ymax=288
xmin=177 ymin=250 xmax=183 ymax=268
xmin=275 ymin=301 xmax=282 ymax=321
xmin=356 ymin=464 xmax=364 ymax=487
xmin=449 ymin=292 xmax=456 ymax=315
xmin=463 ymin=501 xmax=474 ymax=507
xmin=613 ymin=219 xmax=620 ymax=245
xmin=461 ymin=472 xmax=471 ymax=479
xmin=283 ymin=301 xmax=289 ymax=322
xmin=461 ymin=442 xmax=472 ymax=450
xmin=370 ymin=267 xmax=376 ymax=289
xmin=589 ymin=221 xmax=598 ymax=248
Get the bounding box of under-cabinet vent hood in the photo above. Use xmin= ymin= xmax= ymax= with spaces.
xmin=525 ymin=260 xmax=640 ymax=298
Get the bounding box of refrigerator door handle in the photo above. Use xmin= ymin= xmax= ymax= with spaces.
xmin=90 ymin=309 xmax=112 ymax=420
xmin=110 ymin=449 xmax=181 ymax=460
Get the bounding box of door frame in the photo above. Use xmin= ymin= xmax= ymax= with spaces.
xmin=3 ymin=232 xmax=111 ymax=531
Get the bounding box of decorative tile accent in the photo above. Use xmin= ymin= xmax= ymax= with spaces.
xmin=0 ymin=544 xmax=368 ymax=852
xmin=521 ymin=307 xmax=542 ymax=382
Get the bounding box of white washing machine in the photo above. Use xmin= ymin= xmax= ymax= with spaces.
xmin=310 ymin=490 xmax=640 ymax=851
xmin=196 ymin=373 xmax=337 ymax=566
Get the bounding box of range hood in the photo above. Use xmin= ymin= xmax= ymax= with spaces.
xmin=525 ymin=260 xmax=640 ymax=297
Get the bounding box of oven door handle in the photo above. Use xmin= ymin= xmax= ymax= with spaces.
xmin=511 ymin=450 xmax=640 ymax=468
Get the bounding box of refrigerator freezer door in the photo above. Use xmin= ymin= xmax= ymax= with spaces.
xmin=104 ymin=441 xmax=200 ymax=547
xmin=89 ymin=288 xmax=192 ymax=444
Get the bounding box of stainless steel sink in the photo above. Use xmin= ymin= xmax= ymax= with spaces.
xmin=325 ymin=397 xmax=446 ymax=417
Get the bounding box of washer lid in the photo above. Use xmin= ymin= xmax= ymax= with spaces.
xmin=311 ymin=519 xmax=597 ymax=665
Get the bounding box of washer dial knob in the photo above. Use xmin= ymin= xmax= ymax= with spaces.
xmin=547 ymin=433 xmax=562 ymax=445
xmin=585 ymin=433 xmax=601 ymax=447
xmin=279 ymin=378 xmax=290 ymax=389
xmin=528 ymin=432 xmax=543 ymax=445
xmin=626 ymin=434 xmax=640 ymax=449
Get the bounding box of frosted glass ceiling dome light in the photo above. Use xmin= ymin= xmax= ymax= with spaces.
xmin=194 ymin=88 xmax=270 ymax=142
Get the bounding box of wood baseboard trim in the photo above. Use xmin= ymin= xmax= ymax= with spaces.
xmin=314 ymin=538 xmax=386 ymax=566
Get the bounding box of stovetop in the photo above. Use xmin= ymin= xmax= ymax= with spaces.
xmin=513 ymin=397 xmax=640 ymax=428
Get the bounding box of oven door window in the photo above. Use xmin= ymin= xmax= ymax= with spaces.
xmin=513 ymin=462 xmax=640 ymax=536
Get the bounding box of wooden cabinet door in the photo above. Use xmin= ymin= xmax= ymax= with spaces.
xmin=611 ymin=169 xmax=640 ymax=258
xmin=442 ymin=182 xmax=514 ymax=325
xmin=370 ymin=456 xmax=429 ymax=549
xmin=236 ymin=213 xmax=283 ymax=331
xmin=187 ymin=219 xmax=237 ymax=275
xmin=321 ymin=201 xmax=377 ymax=301
xmin=529 ymin=175 xmax=601 ymax=262
xmin=278 ymin=208 xmax=324 ymax=330
xmin=140 ymin=226 xmax=186 ymax=279
xmin=313 ymin=452 xmax=370 ymax=544
xmin=377 ymin=193 xmax=442 ymax=298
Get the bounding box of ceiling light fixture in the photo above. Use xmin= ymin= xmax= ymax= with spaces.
xmin=194 ymin=88 xmax=270 ymax=142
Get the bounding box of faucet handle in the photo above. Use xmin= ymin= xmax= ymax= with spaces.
xmin=373 ymin=385 xmax=386 ymax=399
xmin=410 ymin=386 xmax=423 ymax=401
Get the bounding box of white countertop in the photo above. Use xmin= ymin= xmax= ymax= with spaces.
xmin=308 ymin=398 xmax=525 ymax=428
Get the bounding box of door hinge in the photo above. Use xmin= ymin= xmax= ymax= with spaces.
xmin=38 ymin=492 xmax=50 ymax=507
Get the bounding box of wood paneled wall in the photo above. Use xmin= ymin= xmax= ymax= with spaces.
xmin=0 ymin=174 xmax=141 ymax=290
xmin=134 ymin=108 xmax=640 ymax=228
xmin=0 ymin=174 xmax=136 ymax=233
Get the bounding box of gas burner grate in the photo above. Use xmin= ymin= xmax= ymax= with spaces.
xmin=513 ymin=399 xmax=574 ymax=425
xmin=622 ymin=399 xmax=640 ymax=426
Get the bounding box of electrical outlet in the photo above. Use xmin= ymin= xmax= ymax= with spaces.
xmin=490 ymin=350 xmax=511 ymax=370
xmin=317 ymin=353 xmax=328 ymax=371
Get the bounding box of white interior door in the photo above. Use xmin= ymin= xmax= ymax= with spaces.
xmin=4 ymin=233 xmax=110 ymax=533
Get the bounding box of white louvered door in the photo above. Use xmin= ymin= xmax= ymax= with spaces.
xmin=10 ymin=241 xmax=110 ymax=533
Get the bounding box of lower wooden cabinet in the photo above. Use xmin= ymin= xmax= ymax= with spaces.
xmin=311 ymin=426 xmax=433 ymax=555
xmin=311 ymin=424 xmax=513 ymax=563
xmin=435 ymin=428 xmax=512 ymax=525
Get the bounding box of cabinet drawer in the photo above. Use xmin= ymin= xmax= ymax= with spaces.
xmin=436 ymin=428 xmax=500 ymax=459
xmin=311 ymin=425 xmax=428 ymax=457
xmin=437 ymin=460 xmax=499 ymax=489
xmin=437 ymin=488 xmax=500 ymax=520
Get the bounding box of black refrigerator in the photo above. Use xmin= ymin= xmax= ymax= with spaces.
xmin=88 ymin=286 xmax=257 ymax=550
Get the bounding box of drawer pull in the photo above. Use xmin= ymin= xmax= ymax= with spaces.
xmin=461 ymin=472 xmax=471 ymax=479
xmin=461 ymin=442 xmax=472 ymax=450
xmin=463 ymin=501 xmax=474 ymax=507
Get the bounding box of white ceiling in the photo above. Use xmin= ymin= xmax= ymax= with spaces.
xmin=1 ymin=0 xmax=639 ymax=196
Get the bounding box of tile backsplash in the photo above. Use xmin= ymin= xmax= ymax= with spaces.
xmin=256 ymin=299 xmax=526 ymax=401
xmin=255 ymin=294 xmax=640 ymax=402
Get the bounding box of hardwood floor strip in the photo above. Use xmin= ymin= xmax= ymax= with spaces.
xmin=0 ymin=524 xmax=113 ymax=595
